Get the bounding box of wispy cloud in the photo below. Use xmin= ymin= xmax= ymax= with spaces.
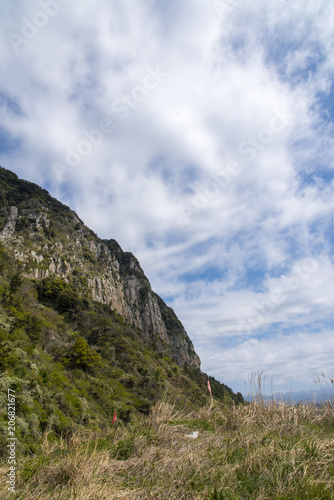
xmin=0 ymin=0 xmax=333 ymax=393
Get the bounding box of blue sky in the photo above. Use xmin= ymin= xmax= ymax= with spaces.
xmin=0 ymin=0 xmax=333 ymax=395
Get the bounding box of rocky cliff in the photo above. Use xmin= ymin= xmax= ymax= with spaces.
xmin=0 ymin=167 xmax=200 ymax=368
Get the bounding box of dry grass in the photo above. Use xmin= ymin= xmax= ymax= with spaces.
xmin=1 ymin=398 xmax=333 ymax=499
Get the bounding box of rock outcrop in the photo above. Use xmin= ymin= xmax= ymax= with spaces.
xmin=0 ymin=167 xmax=200 ymax=368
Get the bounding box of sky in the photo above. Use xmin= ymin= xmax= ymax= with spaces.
xmin=0 ymin=0 xmax=333 ymax=395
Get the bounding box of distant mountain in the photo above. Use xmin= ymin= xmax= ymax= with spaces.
xmin=0 ymin=166 xmax=242 ymax=447
xmin=245 ymin=389 xmax=333 ymax=404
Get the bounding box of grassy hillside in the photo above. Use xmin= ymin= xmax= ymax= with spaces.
xmin=0 ymin=240 xmax=241 ymax=459
xmin=0 ymin=166 xmax=201 ymax=367
xmin=0 ymin=397 xmax=333 ymax=499
xmin=1 ymin=167 xmax=331 ymax=498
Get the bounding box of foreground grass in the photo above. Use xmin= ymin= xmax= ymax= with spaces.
xmin=1 ymin=399 xmax=333 ymax=499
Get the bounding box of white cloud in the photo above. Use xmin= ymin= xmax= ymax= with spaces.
xmin=200 ymin=329 xmax=334 ymax=394
xmin=0 ymin=0 xmax=333 ymax=393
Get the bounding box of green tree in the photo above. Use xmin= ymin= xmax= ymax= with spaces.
xmin=69 ymin=337 xmax=103 ymax=371
xmin=10 ymin=273 xmax=23 ymax=293
xmin=236 ymin=392 xmax=244 ymax=404
xmin=38 ymin=277 xmax=82 ymax=313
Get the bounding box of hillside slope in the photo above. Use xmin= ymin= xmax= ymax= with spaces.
xmin=0 ymin=167 xmax=242 ymax=455
xmin=0 ymin=167 xmax=199 ymax=368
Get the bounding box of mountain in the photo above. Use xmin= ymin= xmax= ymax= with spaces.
xmin=0 ymin=167 xmax=199 ymax=368
xmin=0 ymin=166 xmax=242 ymax=450
xmin=245 ymin=389 xmax=333 ymax=405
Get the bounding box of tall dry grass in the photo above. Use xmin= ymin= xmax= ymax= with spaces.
xmin=1 ymin=393 xmax=333 ymax=499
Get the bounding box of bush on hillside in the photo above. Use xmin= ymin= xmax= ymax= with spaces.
xmin=68 ymin=337 xmax=103 ymax=372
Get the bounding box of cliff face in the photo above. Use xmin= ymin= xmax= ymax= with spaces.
xmin=0 ymin=167 xmax=200 ymax=368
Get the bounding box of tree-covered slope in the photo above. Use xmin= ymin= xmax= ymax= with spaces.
xmin=0 ymin=166 xmax=200 ymax=368
xmin=0 ymin=167 xmax=243 ymax=456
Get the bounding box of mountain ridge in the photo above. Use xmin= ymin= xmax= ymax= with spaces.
xmin=0 ymin=166 xmax=199 ymax=368
xmin=245 ymin=389 xmax=333 ymax=404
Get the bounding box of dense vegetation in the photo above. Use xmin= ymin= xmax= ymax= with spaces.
xmin=0 ymin=167 xmax=202 ymax=367
xmin=0 ymin=240 xmax=241 ymax=461
xmin=0 ymin=397 xmax=333 ymax=499
xmin=3 ymin=166 xmax=332 ymax=498
xmin=1 ymin=218 xmax=332 ymax=500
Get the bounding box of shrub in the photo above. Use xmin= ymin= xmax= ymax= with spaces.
xmin=10 ymin=273 xmax=23 ymax=293
xmin=69 ymin=337 xmax=103 ymax=372
xmin=83 ymin=250 xmax=97 ymax=264
xmin=37 ymin=277 xmax=82 ymax=313
xmin=119 ymin=373 xmax=137 ymax=388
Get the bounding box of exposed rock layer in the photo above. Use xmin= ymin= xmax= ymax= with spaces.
xmin=0 ymin=167 xmax=200 ymax=368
